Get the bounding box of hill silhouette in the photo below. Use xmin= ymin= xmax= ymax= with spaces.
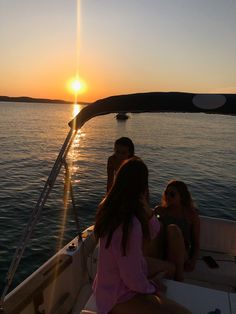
xmin=0 ymin=95 xmax=89 ymax=105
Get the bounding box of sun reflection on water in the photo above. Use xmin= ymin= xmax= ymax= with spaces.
xmin=73 ymin=103 xmax=82 ymax=118
xmin=49 ymin=102 xmax=84 ymax=308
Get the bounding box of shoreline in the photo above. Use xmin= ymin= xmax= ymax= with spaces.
xmin=0 ymin=95 xmax=90 ymax=105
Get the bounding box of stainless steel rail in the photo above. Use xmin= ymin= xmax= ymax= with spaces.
xmin=0 ymin=128 xmax=78 ymax=311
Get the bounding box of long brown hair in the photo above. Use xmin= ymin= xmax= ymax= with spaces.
xmin=162 ymin=180 xmax=195 ymax=210
xmin=94 ymin=158 xmax=150 ymax=255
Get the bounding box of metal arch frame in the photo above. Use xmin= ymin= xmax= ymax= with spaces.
xmin=69 ymin=92 xmax=236 ymax=130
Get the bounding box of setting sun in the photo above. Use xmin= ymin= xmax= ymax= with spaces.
xmin=71 ymin=80 xmax=82 ymax=93
xmin=67 ymin=77 xmax=87 ymax=97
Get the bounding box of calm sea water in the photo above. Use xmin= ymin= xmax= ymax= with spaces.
xmin=0 ymin=101 xmax=236 ymax=290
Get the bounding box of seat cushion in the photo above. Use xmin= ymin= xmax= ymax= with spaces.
xmin=185 ymin=250 xmax=236 ymax=291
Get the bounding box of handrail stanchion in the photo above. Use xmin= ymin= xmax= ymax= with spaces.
xmin=63 ymin=160 xmax=83 ymax=242
xmin=0 ymin=128 xmax=78 ymax=312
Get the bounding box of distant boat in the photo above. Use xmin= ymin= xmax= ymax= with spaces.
xmin=116 ymin=112 xmax=129 ymax=120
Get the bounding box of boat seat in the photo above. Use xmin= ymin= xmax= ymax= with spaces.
xmin=80 ymin=294 xmax=97 ymax=314
xmin=185 ymin=250 xmax=236 ymax=291
xmin=184 ymin=216 xmax=236 ymax=291
xmin=199 ymin=216 xmax=236 ymax=256
xmin=182 ymin=216 xmax=236 ymax=291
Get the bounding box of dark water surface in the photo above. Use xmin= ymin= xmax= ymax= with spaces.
xmin=0 ymin=101 xmax=235 ymax=290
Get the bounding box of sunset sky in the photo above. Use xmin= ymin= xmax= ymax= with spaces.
xmin=1 ymin=0 xmax=236 ymax=103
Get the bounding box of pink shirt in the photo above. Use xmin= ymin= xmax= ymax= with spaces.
xmin=93 ymin=215 xmax=160 ymax=314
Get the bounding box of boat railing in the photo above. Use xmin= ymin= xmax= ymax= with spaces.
xmin=0 ymin=128 xmax=81 ymax=312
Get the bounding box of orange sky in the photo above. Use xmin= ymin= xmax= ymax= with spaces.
xmin=1 ymin=0 xmax=236 ymax=103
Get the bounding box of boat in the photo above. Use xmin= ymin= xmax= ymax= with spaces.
xmin=115 ymin=112 xmax=129 ymax=120
xmin=1 ymin=92 xmax=236 ymax=314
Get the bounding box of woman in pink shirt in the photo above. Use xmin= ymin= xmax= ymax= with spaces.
xmin=93 ymin=158 xmax=191 ymax=314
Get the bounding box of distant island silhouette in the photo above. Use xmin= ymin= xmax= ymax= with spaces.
xmin=0 ymin=95 xmax=89 ymax=105
xmin=1 ymin=92 xmax=235 ymax=110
